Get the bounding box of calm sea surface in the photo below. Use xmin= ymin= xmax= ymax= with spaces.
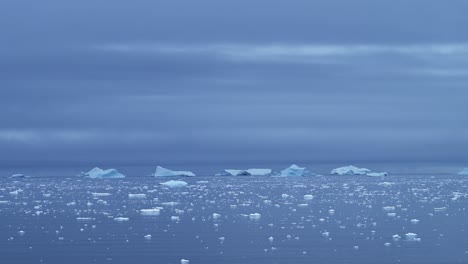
xmin=0 ymin=164 xmax=467 ymax=264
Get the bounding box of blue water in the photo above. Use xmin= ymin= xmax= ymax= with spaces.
xmin=1 ymin=166 xmax=467 ymax=263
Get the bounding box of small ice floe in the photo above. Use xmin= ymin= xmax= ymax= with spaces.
xmin=219 ymin=237 xmax=225 ymax=243
xmin=76 ymin=217 xmax=95 ymax=222
xmin=268 ymin=236 xmax=274 ymax=243
xmin=303 ymin=194 xmax=314 ymax=200
xmin=152 ymin=166 xmax=195 ymax=177
xmin=10 ymin=189 xmax=22 ymax=196
xmin=140 ymin=208 xmax=161 ymax=216
xmin=387 ymin=213 xmax=397 ymax=217
xmin=331 ymin=165 xmax=371 ymax=175
xmin=384 ymin=242 xmax=391 ymax=247
xmin=249 ymin=213 xmax=261 ymax=220
xmin=113 ymin=217 xmax=130 ymax=222
xmin=92 ymin=192 xmax=111 ymax=197
xmin=277 ymin=164 xmax=314 ymax=177
xmin=212 ymin=213 xmax=221 ymax=220
xmin=366 ymin=172 xmax=388 ymax=177
xmin=378 ymin=182 xmax=394 ymax=187
xmin=79 ymin=167 xmax=125 ymax=179
xmin=405 ymin=233 xmax=421 ymax=242
xmin=410 ymin=219 xmax=420 ymax=224
xmin=128 ymin=193 xmax=146 ymax=199
xmin=181 ymin=259 xmax=190 ymax=264
xmin=160 ymin=180 xmax=188 ymax=188
xmin=144 ymin=234 xmax=152 ymax=240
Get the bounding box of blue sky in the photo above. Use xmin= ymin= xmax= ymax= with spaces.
xmin=1 ymin=0 xmax=467 ymax=166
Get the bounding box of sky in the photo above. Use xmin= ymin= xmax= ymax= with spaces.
xmin=1 ymin=0 xmax=468 ymax=167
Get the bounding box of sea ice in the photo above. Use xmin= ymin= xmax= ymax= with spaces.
xmin=79 ymin=167 xmax=125 ymax=179
xmin=152 ymin=166 xmax=195 ymax=177
xmin=160 ymin=180 xmax=188 ymax=188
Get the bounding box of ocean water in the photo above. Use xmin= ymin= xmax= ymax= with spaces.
xmin=1 ymin=166 xmax=467 ymax=264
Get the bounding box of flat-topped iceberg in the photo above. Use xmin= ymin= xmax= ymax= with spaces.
xmin=79 ymin=167 xmax=125 ymax=179
xmin=160 ymin=180 xmax=188 ymax=188
xmin=152 ymin=166 xmax=195 ymax=177
xmin=277 ymin=164 xmax=314 ymax=177
xmin=331 ymin=165 xmax=371 ymax=175
xmin=10 ymin=174 xmax=30 ymax=179
xmin=218 ymin=168 xmax=272 ymax=176
xmin=458 ymin=168 xmax=468 ymax=175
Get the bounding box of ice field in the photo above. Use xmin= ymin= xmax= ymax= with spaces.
xmin=1 ymin=174 xmax=468 ymax=264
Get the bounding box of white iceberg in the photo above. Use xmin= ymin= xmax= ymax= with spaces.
xmin=366 ymin=172 xmax=388 ymax=177
xmin=152 ymin=166 xmax=195 ymax=177
xmin=9 ymin=174 xmax=30 ymax=179
xmin=331 ymin=165 xmax=371 ymax=175
xmin=160 ymin=180 xmax=188 ymax=188
xmin=79 ymin=167 xmax=125 ymax=179
xmin=458 ymin=168 xmax=468 ymax=175
xmin=219 ymin=168 xmax=272 ymax=176
xmin=277 ymin=164 xmax=314 ymax=177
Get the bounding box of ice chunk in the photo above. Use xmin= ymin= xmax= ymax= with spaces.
xmin=405 ymin=233 xmax=421 ymax=242
xmin=114 ymin=217 xmax=130 ymax=222
xmin=331 ymin=165 xmax=371 ymax=175
xmin=219 ymin=168 xmax=272 ymax=176
xmin=79 ymin=167 xmax=125 ymax=179
xmin=128 ymin=194 xmax=147 ymax=199
xmin=277 ymin=164 xmax=314 ymax=177
xmin=160 ymin=180 xmax=188 ymax=188
xmin=458 ymin=168 xmax=468 ymax=175
xmin=152 ymin=166 xmax=195 ymax=177
xmin=249 ymin=213 xmax=261 ymax=220
xmin=366 ymin=172 xmax=388 ymax=177
xmin=140 ymin=208 xmax=161 ymax=216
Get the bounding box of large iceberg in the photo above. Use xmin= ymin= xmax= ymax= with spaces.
xmin=458 ymin=168 xmax=468 ymax=175
xmin=79 ymin=167 xmax=125 ymax=179
xmin=218 ymin=168 xmax=272 ymax=176
xmin=277 ymin=164 xmax=314 ymax=177
xmin=331 ymin=165 xmax=371 ymax=175
xmin=152 ymin=166 xmax=195 ymax=177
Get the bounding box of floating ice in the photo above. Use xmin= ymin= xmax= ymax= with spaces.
xmin=331 ymin=165 xmax=371 ymax=175
xmin=212 ymin=213 xmax=221 ymax=220
xmin=144 ymin=234 xmax=152 ymax=240
xmin=140 ymin=208 xmax=161 ymax=216
xmin=303 ymin=194 xmax=314 ymax=200
xmin=458 ymin=168 xmax=468 ymax=175
xmin=128 ymin=194 xmax=147 ymax=199
xmin=80 ymin=167 xmax=125 ymax=179
xmin=152 ymin=166 xmax=195 ymax=177
xmin=160 ymin=180 xmax=188 ymax=188
xmin=277 ymin=164 xmax=314 ymax=177
xmin=10 ymin=174 xmax=29 ymax=179
xmin=92 ymin=192 xmax=111 ymax=197
xmin=410 ymin=219 xmax=420 ymax=224
xmin=405 ymin=233 xmax=421 ymax=242
xmin=114 ymin=217 xmax=129 ymax=222
xmin=181 ymin=259 xmax=189 ymax=264
xmin=249 ymin=213 xmax=261 ymax=220
xmin=218 ymin=169 xmax=272 ymax=176
xmin=366 ymin=172 xmax=388 ymax=177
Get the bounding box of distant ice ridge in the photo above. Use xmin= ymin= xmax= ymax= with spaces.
xmin=152 ymin=166 xmax=195 ymax=177
xmin=218 ymin=168 xmax=272 ymax=176
xmin=276 ymin=164 xmax=314 ymax=177
xmin=79 ymin=167 xmax=125 ymax=179
xmin=160 ymin=180 xmax=188 ymax=188
xmin=331 ymin=165 xmax=388 ymax=177
xmin=10 ymin=174 xmax=30 ymax=179
xmin=458 ymin=168 xmax=468 ymax=175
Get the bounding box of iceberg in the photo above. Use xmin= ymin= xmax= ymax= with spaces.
xmin=331 ymin=165 xmax=371 ymax=175
xmin=218 ymin=168 xmax=272 ymax=176
xmin=79 ymin=167 xmax=125 ymax=179
xmin=458 ymin=168 xmax=468 ymax=175
xmin=10 ymin=174 xmax=30 ymax=179
xmin=366 ymin=172 xmax=388 ymax=177
xmin=160 ymin=180 xmax=188 ymax=188
xmin=277 ymin=164 xmax=314 ymax=177
xmin=152 ymin=166 xmax=195 ymax=177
